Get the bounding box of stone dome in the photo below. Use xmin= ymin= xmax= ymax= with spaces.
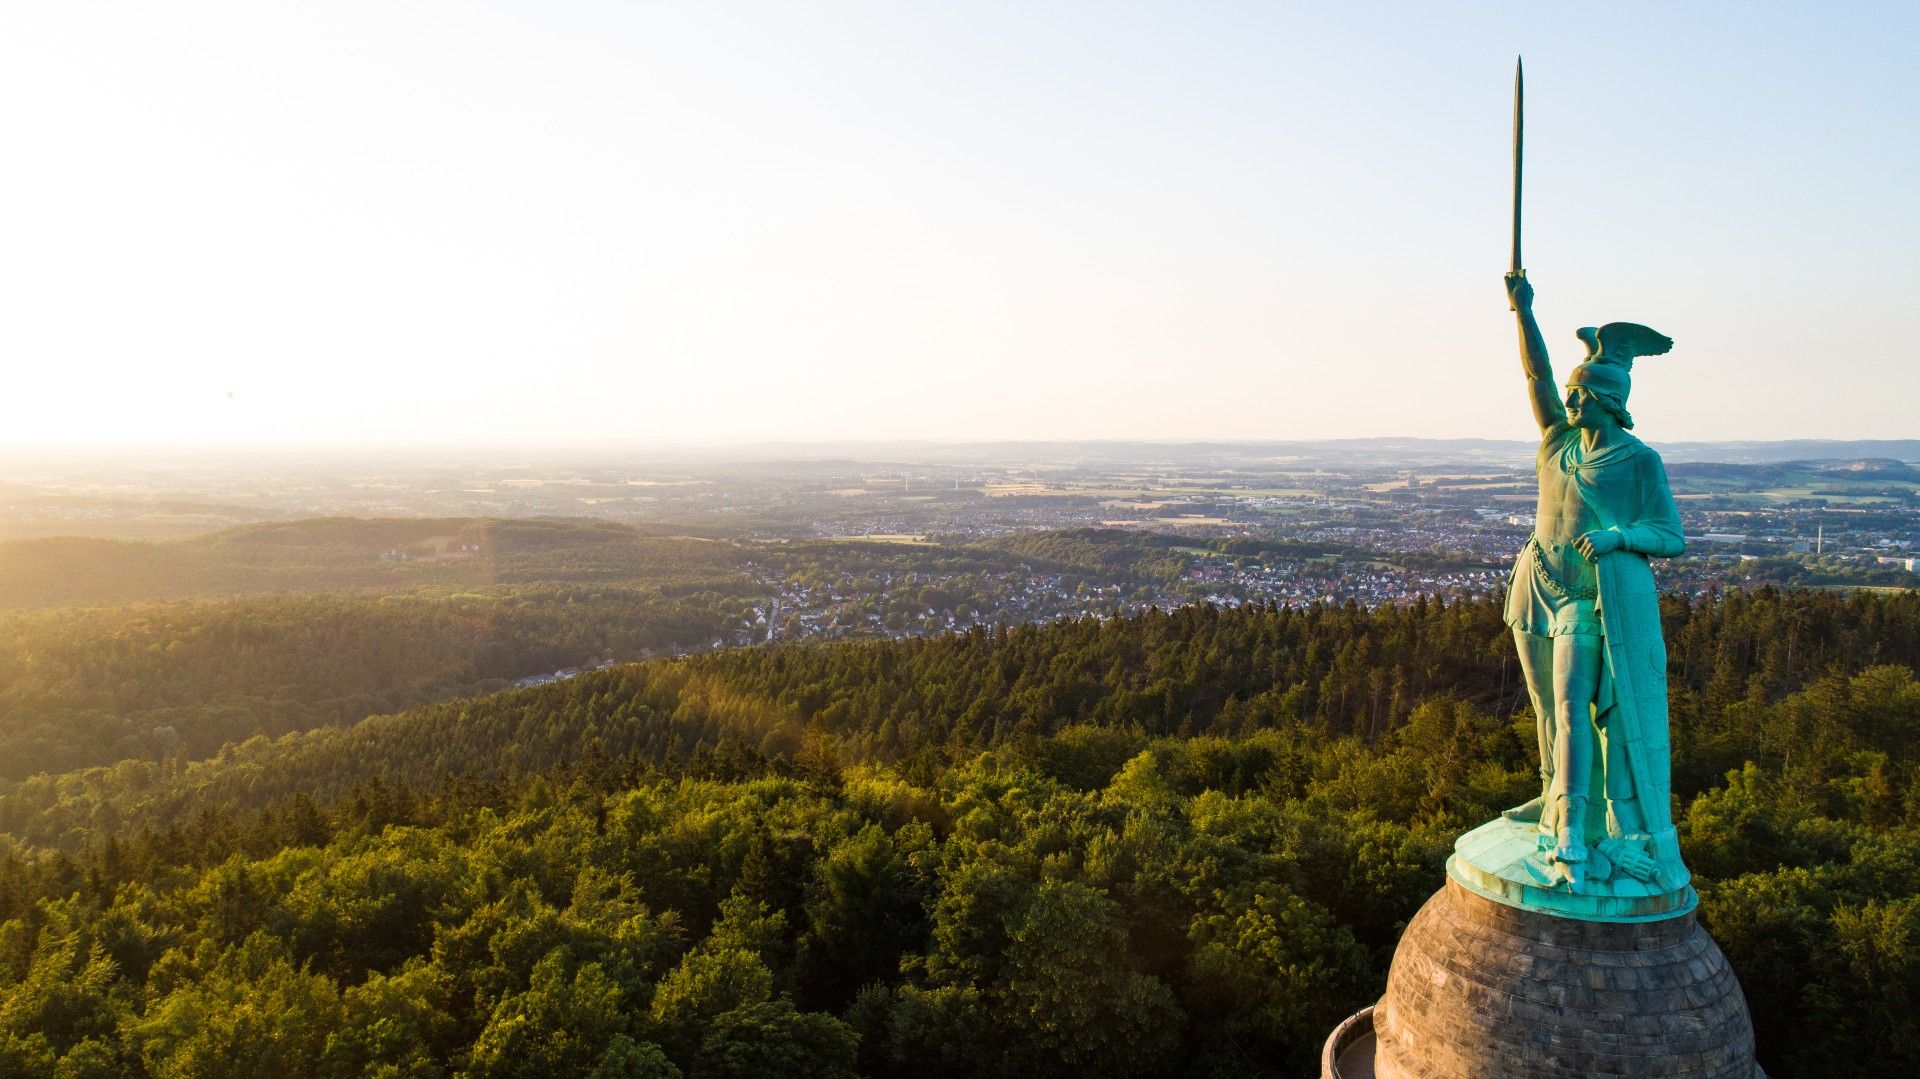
xmin=1356 ymin=878 xmax=1762 ymax=1079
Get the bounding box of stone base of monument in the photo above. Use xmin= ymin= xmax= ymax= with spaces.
xmin=1321 ymin=877 xmax=1764 ymax=1079
xmin=1448 ymin=815 xmax=1699 ymax=921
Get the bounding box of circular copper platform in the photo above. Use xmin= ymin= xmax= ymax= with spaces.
xmin=1324 ymin=877 xmax=1762 ymax=1078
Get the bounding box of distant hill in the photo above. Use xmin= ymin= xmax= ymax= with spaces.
xmin=0 ymin=518 xmax=763 ymax=779
xmin=0 ymin=516 xmax=744 ymax=609
xmin=1665 ymin=461 xmax=1796 ymax=486
xmin=1810 ymin=457 xmax=1920 ymax=479
xmin=1653 ymin=440 xmax=1920 ymax=465
xmin=623 ymin=437 xmax=1920 ymax=470
xmin=1666 ymin=458 xmax=1920 ymax=499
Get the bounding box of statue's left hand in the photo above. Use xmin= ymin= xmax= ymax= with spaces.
xmin=1574 ymin=530 xmax=1623 ymax=561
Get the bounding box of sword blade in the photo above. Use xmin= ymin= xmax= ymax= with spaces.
xmin=1511 ymin=56 xmax=1524 ymax=274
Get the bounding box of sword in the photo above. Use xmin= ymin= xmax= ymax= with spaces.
xmin=1510 ymin=56 xmax=1525 ymax=283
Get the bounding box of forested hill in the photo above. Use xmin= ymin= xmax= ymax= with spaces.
xmin=6 ymin=587 xmax=1913 ymax=849
xmin=0 ymin=590 xmax=1915 ymax=1076
xmin=0 ymin=517 xmax=774 ymax=782
xmin=0 ymin=517 xmax=746 ymax=610
xmin=0 ymin=589 xmax=746 ymax=781
xmin=0 ymin=520 xmax=1501 ymax=785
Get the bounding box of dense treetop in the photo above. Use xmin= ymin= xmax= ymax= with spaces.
xmin=0 ymin=586 xmax=1915 ymax=1076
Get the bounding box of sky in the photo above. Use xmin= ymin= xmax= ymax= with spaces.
xmin=3 ymin=2 xmax=1916 ymax=449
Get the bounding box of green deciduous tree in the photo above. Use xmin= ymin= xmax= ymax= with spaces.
xmin=465 ymin=952 xmax=642 ymax=1079
xmin=693 ymin=998 xmax=858 ymax=1079
xmin=131 ymin=934 xmax=343 ymax=1079
xmin=998 ymin=880 xmax=1181 ymax=1077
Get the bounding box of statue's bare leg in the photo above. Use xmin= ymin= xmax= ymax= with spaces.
xmin=1548 ymin=632 xmax=1603 ymax=862
xmin=1503 ymin=628 xmax=1556 ymax=822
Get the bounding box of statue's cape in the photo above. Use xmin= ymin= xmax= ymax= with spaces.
xmin=1566 ymin=433 xmax=1689 ymax=892
xmin=1537 ymin=422 xmax=1648 ymax=473
xmin=1593 ymin=552 xmax=1687 ymax=890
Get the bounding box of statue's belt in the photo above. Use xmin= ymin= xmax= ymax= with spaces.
xmin=1527 ymin=535 xmax=1599 ymax=601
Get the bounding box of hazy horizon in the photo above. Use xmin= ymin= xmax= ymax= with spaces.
xmin=5 ymin=3 xmax=1916 ymax=448
xmin=6 ymin=434 xmax=1918 ymax=474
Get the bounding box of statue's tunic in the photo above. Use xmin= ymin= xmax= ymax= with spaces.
xmin=1505 ymin=422 xmax=1684 ymax=641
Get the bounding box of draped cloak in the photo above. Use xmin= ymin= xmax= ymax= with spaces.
xmin=1510 ymin=422 xmax=1688 ymax=889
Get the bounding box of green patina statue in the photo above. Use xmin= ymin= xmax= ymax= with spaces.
xmin=1445 ymin=60 xmax=1696 ymax=920
xmin=1446 ymin=275 xmax=1695 ymax=920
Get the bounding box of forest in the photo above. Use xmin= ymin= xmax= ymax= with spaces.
xmin=0 ymin=586 xmax=1915 ymax=1076
xmin=0 ymin=519 xmax=752 ymax=611
xmin=0 ymin=522 xmax=1418 ymax=785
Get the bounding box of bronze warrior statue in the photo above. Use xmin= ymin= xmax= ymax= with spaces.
xmin=1500 ymin=272 xmax=1689 ymax=893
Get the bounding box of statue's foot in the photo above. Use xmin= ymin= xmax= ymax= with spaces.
xmin=1547 ymin=793 xmax=1588 ymax=864
xmin=1587 ymin=845 xmax=1616 ymax=883
xmin=1501 ymin=796 xmax=1545 ymax=823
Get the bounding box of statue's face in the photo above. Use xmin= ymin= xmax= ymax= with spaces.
xmin=1565 ymin=387 xmax=1616 ymax=432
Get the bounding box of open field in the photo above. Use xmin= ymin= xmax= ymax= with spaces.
xmin=1762 ymin=488 xmax=1908 ymax=504
xmin=820 ymin=533 xmax=935 ymax=545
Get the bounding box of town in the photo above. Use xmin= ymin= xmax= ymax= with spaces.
xmin=5 ymin=442 xmax=1915 ymax=663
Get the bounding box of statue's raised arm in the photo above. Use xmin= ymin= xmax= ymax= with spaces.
xmin=1506 ymin=273 xmax=1565 ymax=434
